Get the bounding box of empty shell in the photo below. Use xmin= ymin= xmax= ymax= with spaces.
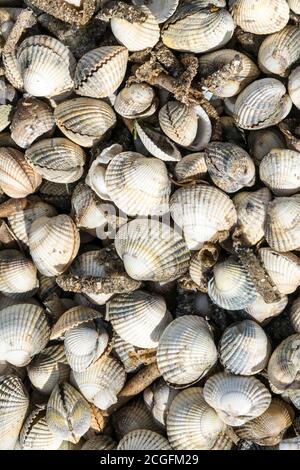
xmin=159 ymin=101 xmax=198 ymax=147
xmin=245 ymin=293 xmax=288 ymax=324
xmin=114 ymin=83 xmax=157 ymax=119
xmin=143 ymin=378 xmax=179 ymax=427
xmin=290 ymin=297 xmax=300 ymax=333
xmin=267 ymin=334 xmax=300 ymax=394
xmin=19 ymin=405 xmax=62 ymax=450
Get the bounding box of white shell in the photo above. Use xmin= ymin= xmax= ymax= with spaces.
xmin=260 ymin=149 xmax=300 ymax=196
xmin=290 ymin=297 xmax=300 ymax=333
xmin=143 ymin=378 xmax=179 ymax=427
xmin=288 ymin=66 xmax=300 ymax=110
xmin=0 ymin=249 xmax=38 ymax=299
xmin=19 ymin=406 xmax=63 ymax=450
xmin=159 ymin=101 xmax=198 ymax=147
xmin=132 ymin=0 xmax=179 ymax=23
xmin=259 ymin=248 xmax=300 ymax=295
xmin=245 ymin=293 xmax=288 ymax=324
xmin=264 ymin=196 xmax=300 ymax=252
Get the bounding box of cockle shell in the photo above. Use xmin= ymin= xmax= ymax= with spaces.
xmin=29 ymin=214 xmax=80 ymax=277
xmin=248 ymin=128 xmax=286 ymax=165
xmin=0 ymin=104 xmax=12 ymax=132
xmin=132 ymin=0 xmax=179 ymax=23
xmin=166 ymin=387 xmax=226 ymax=450
xmin=267 ymin=334 xmax=300 ymax=394
xmin=157 ymin=315 xmax=217 ymax=387
xmin=245 ymin=293 xmax=288 ymax=324
xmin=117 ymin=430 xmax=171 ymax=450
xmin=112 ymin=399 xmax=160 ymax=439
xmin=19 ymin=405 xmax=63 ymax=450
xmin=0 ymin=147 xmax=42 ymax=198
xmin=54 ymin=98 xmax=116 ymax=148
xmin=158 ymin=101 xmax=198 ymax=147
xmin=0 ymin=303 xmax=50 ymax=367
xmin=114 ymin=83 xmax=157 ymax=119
xmin=203 ymin=372 xmax=272 ymax=426
xmin=113 ymin=334 xmax=144 ymax=373
xmin=115 ymin=219 xmax=190 ymax=282
xmin=260 ymin=149 xmax=300 ymax=196
xmin=288 ymin=0 xmax=300 ymax=13
xmin=288 ymin=66 xmax=300 ymax=110
xmin=134 ymin=120 xmax=182 ymax=162
xmin=71 ymin=183 xmax=107 ymax=230
xmin=234 ymin=79 xmax=292 ymax=130
xmin=170 ymin=184 xmax=237 ymax=250
xmin=174 ymin=153 xmax=207 ymax=181
xmin=259 ymin=248 xmax=300 ymax=295
xmin=25 ymin=138 xmax=86 ymax=184
xmin=74 ymin=46 xmax=128 ymax=99
xmin=39 ymin=181 xmax=76 ymax=211
xmin=81 ymin=435 xmax=117 ymax=450
xmin=143 ymin=378 xmax=179 ymax=428
xmin=0 ymin=249 xmax=38 ymax=298
xmin=187 ymin=105 xmax=212 ymax=152
xmin=0 ymin=375 xmax=29 ymax=450
xmin=50 ymin=306 xmax=103 ymax=340
xmin=290 ymin=297 xmax=300 ymax=333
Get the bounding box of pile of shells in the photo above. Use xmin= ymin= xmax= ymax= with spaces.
xmin=0 ymin=0 xmax=300 ymax=451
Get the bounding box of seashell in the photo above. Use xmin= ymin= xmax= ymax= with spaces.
xmin=203 ymin=372 xmax=272 ymax=426
xmin=143 ymin=378 xmax=179 ymax=427
xmin=258 ymin=26 xmax=300 ymax=77
xmin=114 ymin=83 xmax=157 ymax=119
xmin=264 ymin=195 xmax=300 ymax=252
xmin=205 ymin=142 xmax=255 ymax=193
xmin=288 ymin=66 xmax=300 ymax=110
xmin=106 ymin=290 xmax=172 ymax=349
xmin=234 ymin=78 xmax=292 ymax=130
xmin=233 ymin=188 xmax=271 ymax=246
xmin=199 ymin=49 xmax=260 ymax=98
xmin=208 ymin=256 xmax=257 ymax=310
xmin=29 ymin=214 xmax=80 ymax=277
xmin=25 ymin=138 xmax=86 ymax=184
xmin=158 ymin=101 xmax=198 ymax=147
xmin=81 ymin=435 xmax=117 ymax=450
xmin=112 ymin=399 xmax=160 ymax=439
xmin=248 ymin=128 xmax=286 ymax=166
xmin=186 ymin=105 xmax=212 ymax=152
xmin=245 ymin=293 xmax=288 ymax=324
xmin=0 ymin=249 xmax=38 ymax=299
xmin=39 ymin=181 xmax=76 ymax=211
xmin=0 ymin=303 xmax=50 ymax=367
xmin=27 ymin=344 xmax=70 ymax=395
xmin=0 ymin=104 xmax=12 ymax=132
xmin=58 ymin=440 xmax=82 ymax=450
xmin=267 ymin=334 xmax=300 ymax=394
xmin=166 ymin=387 xmax=226 ymax=450
xmin=71 ymin=183 xmax=107 ymax=230
xmin=117 ymin=429 xmax=171 ymax=450
xmin=113 ymin=334 xmax=144 ymax=373
xmin=11 ymin=98 xmax=55 ymax=149
xmin=105 ymin=152 xmax=171 ymax=216
xmin=85 ymin=157 xmax=111 ymax=201
xmin=290 ymin=297 xmax=300 ymax=333
xmin=135 ymin=120 xmax=182 ymax=162
xmin=50 ymin=306 xmax=103 ymax=340
xmin=174 ymin=153 xmax=207 ymax=182
xmin=260 ymin=149 xmax=300 ymax=196
xmin=288 ymin=0 xmax=300 ymax=13
xmin=259 ymin=248 xmax=300 ymax=295
xmin=74 ymin=46 xmax=128 ymax=99
xmin=229 ymin=0 xmax=290 ymax=34
xmin=0 ymin=375 xmax=29 ymax=450
xmin=162 ymin=2 xmax=235 ymax=53
xmin=279 ymin=437 xmax=300 ymax=450
xmin=157 ymin=315 xmax=217 ymax=387
xmin=132 ymin=0 xmax=179 ymax=23
xmin=54 ymin=97 xmax=116 ymax=148
xmin=170 ymin=184 xmax=237 ymax=250
xmin=235 ymin=399 xmax=294 ymax=446
xmin=115 ymin=219 xmax=190 ymax=282
xmin=19 ymin=405 xmax=63 ymax=450
xmin=111 ymin=6 xmax=160 ymax=52
xmin=71 ymin=355 xmax=126 ymax=410
xmin=219 ymin=320 xmax=271 ymax=375
xmin=0 ymin=147 xmax=42 ymax=198
xmin=46 ymin=382 xmax=91 ymax=443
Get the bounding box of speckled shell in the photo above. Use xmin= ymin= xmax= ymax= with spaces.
xmin=288 ymin=0 xmax=300 ymax=13
xmin=115 ymin=219 xmax=190 ymax=282
xmin=74 ymin=46 xmax=128 ymax=98
xmin=248 ymin=128 xmax=286 ymax=165
xmin=29 ymin=214 xmax=80 ymax=277
xmin=19 ymin=406 xmax=63 ymax=450
xmin=71 ymin=183 xmax=107 ymax=230
xmin=159 ymin=101 xmax=198 ymax=147
xmin=25 ymin=137 xmax=86 ymax=184
xmin=290 ymin=297 xmax=300 ymax=333
xmin=132 ymin=0 xmax=179 ymax=23
xmin=54 ymin=98 xmax=116 ymax=148
xmin=267 ymin=334 xmax=300 ymax=394
xmin=157 ymin=315 xmax=217 ymax=387
xmin=0 ymin=303 xmax=50 ymax=367
xmin=114 ymin=83 xmax=157 ymax=119
xmin=143 ymin=378 xmax=179 ymax=427
xmin=264 ymin=196 xmax=300 ymax=252
xmin=0 ymin=147 xmax=42 ymax=198
xmin=113 ymin=399 xmax=160 ymax=439
xmin=135 ymin=120 xmax=182 ymax=162
xmin=117 ymin=430 xmax=171 ymax=450
xmin=50 ymin=306 xmax=103 ymax=340
xmin=81 ymin=435 xmax=117 ymax=450
xmin=260 ymin=149 xmax=300 ymax=196
xmin=174 ymin=153 xmax=207 ymax=181
xmin=288 ymin=66 xmax=300 ymax=110
xmin=245 ymin=293 xmax=288 ymax=324
xmin=0 ymin=249 xmax=38 ymax=299
xmin=259 ymin=248 xmax=300 ymax=295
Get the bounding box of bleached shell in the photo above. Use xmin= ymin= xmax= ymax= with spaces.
xmin=219 ymin=320 xmax=271 ymax=375
xmin=17 ymin=35 xmax=75 ymax=98
xmin=27 ymin=345 xmax=70 ymax=395
xmin=234 ymin=78 xmax=292 ymax=130
xmin=267 ymin=334 xmax=300 ymax=393
xmin=208 ymin=257 xmax=257 ymax=310
xmin=157 ymin=315 xmax=217 ymax=387
xmin=288 ymin=66 xmax=300 ymax=110
xmin=115 ymin=219 xmax=190 ymax=282
xmin=74 ymin=46 xmax=128 ymax=99
xmin=107 ymin=290 xmax=171 ymax=349
xmin=135 ymin=120 xmax=182 ymax=162
xmin=229 ymin=0 xmax=290 ymax=34
xmin=19 ymin=406 xmax=62 ymax=450
xmin=113 ymin=334 xmax=144 ymax=373
xmin=290 ymin=297 xmax=300 ymax=333
xmin=54 ymin=98 xmax=116 ymax=148
xmin=25 ymin=137 xmax=86 ymax=184
xmin=46 ymin=383 xmax=91 ymax=443
xmin=174 ymin=153 xmax=207 ymax=181
xmin=85 ymin=158 xmax=111 ymax=201
xmin=233 ymin=188 xmax=271 ymax=246
xmin=245 ymin=293 xmax=288 ymax=324
xmin=288 ymin=0 xmax=300 ymax=13
xmin=170 ymin=185 xmax=237 ymax=250
xmin=113 ymin=399 xmax=160 ymax=439
xmin=159 ymin=101 xmax=198 ymax=147
xmin=166 ymin=387 xmax=226 ymax=450
xmin=187 ymin=105 xmax=212 ymax=152
xmin=71 ymin=183 xmax=107 ymax=229
xmin=260 ymin=149 xmax=300 ymax=196
xmin=0 ymin=104 xmax=12 ymax=132
xmin=51 ymin=306 xmax=103 ymax=340
xmin=259 ymin=248 xmax=300 ymax=295
xmin=264 ymin=196 xmax=300 ymax=252
xmin=0 ymin=375 xmax=29 ymax=450
xmin=203 ymin=372 xmax=272 ymax=426
xmin=0 ymin=303 xmax=50 ymax=367
xmin=132 ymin=0 xmax=179 ymax=23
xmin=0 ymin=147 xmax=42 ymax=198
xmin=248 ymin=128 xmax=286 ymax=165
xmin=117 ymin=430 xmax=171 ymax=450
xmin=114 ymin=83 xmax=156 ymax=119
xmin=81 ymin=435 xmax=116 ymax=450
xmin=111 ymin=6 xmax=160 ymax=52
xmin=29 ymin=214 xmax=80 ymax=277
xmin=0 ymin=249 xmax=38 ymax=298
xmin=105 ymin=152 xmax=171 ymax=216
xmin=71 ymin=355 xmax=126 ymax=410
xmin=205 ymin=142 xmax=255 ymax=193
xmin=143 ymin=378 xmax=179 ymax=427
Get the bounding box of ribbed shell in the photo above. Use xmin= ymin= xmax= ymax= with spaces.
xmin=114 ymin=83 xmax=156 ymax=119
xmin=135 ymin=120 xmax=182 ymax=162
xmin=267 ymin=334 xmax=300 ymax=393
xmin=288 ymin=66 xmax=300 ymax=111
xmin=264 ymin=196 xmax=300 ymax=252
xmin=50 ymin=306 xmax=103 ymax=340
xmin=25 ymin=137 xmax=86 ymax=184
xmin=0 ymin=375 xmax=29 ymax=450
xmin=29 ymin=214 xmax=80 ymax=277
xmin=0 ymin=303 xmax=50 ymax=367
xmin=248 ymin=128 xmax=286 ymax=165
xmin=105 ymin=152 xmax=171 ymax=216
xmin=259 ymin=248 xmax=300 ymax=295
xmin=157 ymin=315 xmax=217 ymax=387
xmin=54 ymin=98 xmax=116 ymax=148
xmin=143 ymin=378 xmax=179 ymax=427
xmin=170 ymin=185 xmax=237 ymax=250
xmin=234 ymin=79 xmax=292 ymax=130
xmin=245 ymin=293 xmax=288 ymax=324
xmin=115 ymin=219 xmax=190 ymax=282
xmin=39 ymin=180 xmax=77 ymax=211
xmin=290 ymin=297 xmax=300 ymax=333
xmin=117 ymin=430 xmax=171 ymax=450
xmin=20 ymin=406 xmax=62 ymax=450
xmin=81 ymin=435 xmax=117 ymax=450
xmin=71 ymin=182 xmax=107 ymax=229
xmin=187 ymin=105 xmax=212 ymax=152
xmin=132 ymin=0 xmax=179 ymax=23
xmin=113 ymin=399 xmax=160 ymax=439
xmin=0 ymin=249 xmax=38 ymax=298
xmin=174 ymin=153 xmax=207 ymax=181
xmin=113 ymin=334 xmax=144 ymax=373
xmin=158 ymin=101 xmax=198 ymax=147
xmin=203 ymin=372 xmax=272 ymax=426
xmin=289 ymin=0 xmax=300 ymax=13
xmin=166 ymin=387 xmax=226 ymax=450
xmin=0 ymin=104 xmax=12 ymax=132
xmin=260 ymin=149 xmax=300 ymax=196
xmin=74 ymin=46 xmax=128 ymax=98
xmin=0 ymin=147 xmax=42 ymax=198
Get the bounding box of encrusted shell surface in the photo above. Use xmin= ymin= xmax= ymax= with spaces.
xmin=290 ymin=297 xmax=300 ymax=333
xmin=19 ymin=406 xmax=62 ymax=450
xmin=264 ymin=196 xmax=300 ymax=252
xmin=0 ymin=249 xmax=38 ymax=299
xmin=117 ymin=430 xmax=171 ymax=450
xmin=259 ymin=248 xmax=300 ymax=295
xmin=267 ymin=334 xmax=300 ymax=394
xmin=259 ymin=149 xmax=300 ymax=196
xmin=245 ymin=293 xmax=288 ymax=324
xmin=158 ymin=101 xmax=198 ymax=147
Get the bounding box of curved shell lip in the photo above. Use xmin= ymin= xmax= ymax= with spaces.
xmin=134 ymin=120 xmax=182 ymax=162
xmin=50 ymin=306 xmax=104 ymax=340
